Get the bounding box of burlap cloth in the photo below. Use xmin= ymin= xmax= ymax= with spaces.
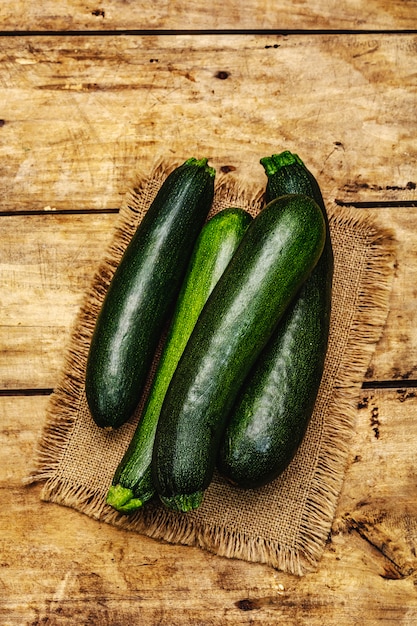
xmin=28 ymin=162 xmax=396 ymax=576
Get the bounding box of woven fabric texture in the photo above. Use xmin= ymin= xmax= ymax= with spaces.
xmin=29 ymin=162 xmax=396 ymax=575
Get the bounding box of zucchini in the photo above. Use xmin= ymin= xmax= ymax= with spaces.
xmin=106 ymin=208 xmax=252 ymax=513
xmin=152 ymin=193 xmax=326 ymax=512
xmin=217 ymin=151 xmax=333 ymax=489
xmin=85 ymin=158 xmax=215 ymax=429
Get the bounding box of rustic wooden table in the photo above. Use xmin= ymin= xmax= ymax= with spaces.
xmin=1 ymin=2 xmax=416 ymax=624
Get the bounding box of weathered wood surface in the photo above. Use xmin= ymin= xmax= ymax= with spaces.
xmin=0 ymin=34 xmax=415 ymax=212
xmin=1 ymin=207 xmax=416 ymax=390
xmin=0 ymin=212 xmax=115 ymax=390
xmin=0 ymin=390 xmax=415 ymax=624
xmin=1 ymin=14 xmax=416 ymax=626
xmin=0 ymin=0 xmax=415 ymax=32
xmin=366 ymin=209 xmax=417 ymax=382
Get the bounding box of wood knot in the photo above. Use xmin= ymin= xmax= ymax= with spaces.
xmin=215 ymin=71 xmax=230 ymax=80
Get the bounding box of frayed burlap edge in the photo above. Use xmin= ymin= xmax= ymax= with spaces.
xmin=26 ymin=161 xmax=396 ymax=576
xmin=293 ymin=208 xmax=397 ymax=572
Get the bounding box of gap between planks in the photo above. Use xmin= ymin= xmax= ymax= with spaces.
xmin=0 ymin=200 xmax=415 ymax=218
xmin=0 ymin=29 xmax=416 ymax=38
xmin=2 ymin=382 xmax=417 ymax=397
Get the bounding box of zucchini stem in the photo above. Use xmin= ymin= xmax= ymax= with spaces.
xmin=184 ymin=157 xmax=216 ymax=178
xmin=106 ymin=484 xmax=145 ymax=514
xmin=260 ymin=150 xmax=304 ymax=176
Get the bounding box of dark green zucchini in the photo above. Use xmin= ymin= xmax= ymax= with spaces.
xmin=152 ymin=193 xmax=326 ymax=512
xmin=86 ymin=158 xmax=215 ymax=429
xmin=217 ymin=150 xmax=333 ymax=489
xmin=106 ymin=208 xmax=252 ymax=513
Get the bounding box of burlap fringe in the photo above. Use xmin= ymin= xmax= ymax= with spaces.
xmin=26 ymin=163 xmax=396 ymax=576
xmin=295 ymin=208 xmax=396 ymax=573
xmin=34 ymin=475 xmax=309 ymax=574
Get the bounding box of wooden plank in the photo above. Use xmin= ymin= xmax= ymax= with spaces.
xmin=366 ymin=208 xmax=417 ymax=382
xmin=1 ymin=203 xmax=416 ymax=391
xmin=0 ymin=212 xmax=116 ymax=390
xmin=335 ymin=388 xmax=416 ymax=555
xmin=0 ymin=34 xmax=415 ymax=212
xmin=1 ymin=391 xmax=415 ymax=624
xmin=0 ymin=0 xmax=415 ymax=32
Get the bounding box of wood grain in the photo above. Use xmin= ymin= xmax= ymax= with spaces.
xmin=0 ymin=34 xmax=415 ymax=212
xmin=0 ymin=213 xmax=116 ymax=390
xmin=1 ymin=9 xmax=416 ymax=624
xmin=0 ymin=0 xmax=415 ymax=31
xmin=366 ymin=209 xmax=417 ymax=382
xmin=1 ymin=206 xmax=416 ymax=391
xmin=1 ymin=392 xmax=415 ymax=625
